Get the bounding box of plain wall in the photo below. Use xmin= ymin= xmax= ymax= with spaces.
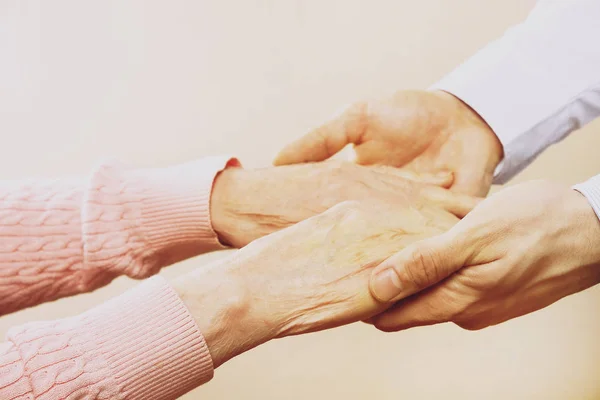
xmin=1 ymin=1 xmax=600 ymax=399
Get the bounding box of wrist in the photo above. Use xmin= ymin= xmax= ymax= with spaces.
xmin=210 ymin=166 xmax=253 ymax=247
xmin=172 ymin=259 xmax=275 ymax=368
xmin=210 ymin=166 xmax=295 ymax=247
xmin=434 ymin=90 xmax=504 ymax=172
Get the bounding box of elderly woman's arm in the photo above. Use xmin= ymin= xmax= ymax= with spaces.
xmin=0 ymin=157 xmax=475 ymax=317
xmin=0 ymin=157 xmax=237 ymax=316
xmin=0 ymin=200 xmax=457 ymax=399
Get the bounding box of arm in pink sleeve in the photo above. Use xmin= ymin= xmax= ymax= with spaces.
xmin=0 ymin=156 xmax=238 ymax=316
xmin=0 ymin=276 xmax=215 ymax=400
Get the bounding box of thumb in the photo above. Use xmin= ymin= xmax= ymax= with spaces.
xmin=273 ymin=102 xmax=366 ymax=165
xmin=369 ymin=233 xmax=468 ymax=303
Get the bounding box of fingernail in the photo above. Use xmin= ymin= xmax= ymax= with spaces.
xmin=371 ymin=268 xmax=402 ymax=302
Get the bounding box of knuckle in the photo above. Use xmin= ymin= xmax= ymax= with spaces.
xmin=457 ymin=261 xmax=507 ymax=292
xmin=439 ymin=283 xmax=478 ymax=320
xmin=402 ymin=245 xmax=441 ymax=289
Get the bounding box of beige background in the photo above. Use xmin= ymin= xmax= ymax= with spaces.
xmin=1 ymin=1 xmax=600 ymax=399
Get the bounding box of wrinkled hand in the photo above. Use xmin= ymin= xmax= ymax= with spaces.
xmin=211 ymin=161 xmax=479 ymax=247
xmin=179 ymin=199 xmax=458 ymax=366
xmin=274 ymin=90 xmax=503 ymax=196
xmin=367 ymin=181 xmax=600 ymax=331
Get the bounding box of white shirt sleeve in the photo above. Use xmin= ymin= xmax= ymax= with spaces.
xmin=431 ymin=0 xmax=600 ymax=184
xmin=574 ymin=176 xmax=600 ymax=219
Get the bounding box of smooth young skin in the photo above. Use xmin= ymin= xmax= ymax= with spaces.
xmin=173 ymin=200 xmax=458 ymax=368
xmin=210 ymin=161 xmax=479 ymax=247
xmin=367 ymin=181 xmax=600 ymax=331
xmin=274 ymin=90 xmax=503 ymax=196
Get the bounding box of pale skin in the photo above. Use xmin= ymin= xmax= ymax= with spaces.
xmin=368 ymin=181 xmax=600 ymax=331
xmin=210 ymin=160 xmax=478 ymax=248
xmin=166 ymin=158 xmax=477 ymax=367
xmin=276 ymin=89 xmax=600 ymax=333
xmin=172 ymin=200 xmax=456 ymax=367
xmin=274 ymin=90 xmax=503 ymax=197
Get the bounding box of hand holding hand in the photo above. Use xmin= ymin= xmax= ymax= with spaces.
xmin=367 ymin=181 xmax=600 ymax=331
xmin=274 ymin=90 xmax=503 ymax=196
xmin=175 ymin=198 xmax=458 ymax=367
xmin=211 ymin=161 xmax=478 ymax=247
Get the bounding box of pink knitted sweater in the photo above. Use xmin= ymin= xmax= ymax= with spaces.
xmin=0 ymin=156 xmax=234 ymax=399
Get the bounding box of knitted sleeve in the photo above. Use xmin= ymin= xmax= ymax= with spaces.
xmin=0 ymin=156 xmax=240 ymax=399
xmin=0 ymin=156 xmax=236 ymax=316
xmin=0 ymin=276 xmax=215 ymax=399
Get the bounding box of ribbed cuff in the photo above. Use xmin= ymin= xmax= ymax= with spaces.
xmin=574 ymin=175 xmax=600 ymax=222
xmin=136 ymin=156 xmax=240 ymax=253
xmin=83 ymin=156 xmax=240 ymax=282
xmin=83 ymin=276 xmax=214 ymax=400
xmin=3 ymin=276 xmax=214 ymax=400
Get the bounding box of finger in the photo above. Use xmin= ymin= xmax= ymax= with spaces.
xmin=273 ymin=102 xmax=367 ymax=165
xmin=407 ymin=171 xmax=453 ymax=188
xmin=374 ymin=165 xmax=454 ymax=188
xmin=369 ymin=233 xmax=468 ymax=303
xmin=423 ymin=187 xmax=483 ymax=218
xmin=352 ymin=141 xmax=395 ymax=166
xmin=370 ymin=285 xmax=458 ymax=332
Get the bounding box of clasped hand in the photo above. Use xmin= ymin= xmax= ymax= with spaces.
xmin=179 ymin=89 xmax=600 ymax=369
xmin=368 ymin=180 xmax=600 ymax=332
xmin=271 ymin=89 xmax=600 ymax=336
xmin=176 ymin=198 xmax=459 ymax=367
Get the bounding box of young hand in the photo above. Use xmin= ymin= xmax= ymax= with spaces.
xmin=274 ymin=90 xmax=502 ymax=196
xmin=367 ymin=181 xmax=600 ymax=331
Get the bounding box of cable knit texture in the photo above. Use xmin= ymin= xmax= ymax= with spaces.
xmin=0 ymin=156 xmax=236 ymax=399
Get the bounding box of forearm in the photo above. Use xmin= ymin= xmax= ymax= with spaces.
xmin=0 ymin=157 xmax=234 ymax=316
xmin=432 ymin=0 xmax=600 ymax=183
xmin=0 ymin=253 xmax=277 ymax=399
xmin=171 ymin=258 xmax=271 ymax=368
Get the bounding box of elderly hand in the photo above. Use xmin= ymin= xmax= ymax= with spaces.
xmin=210 ymin=161 xmax=478 ymax=247
xmin=367 ymin=181 xmax=600 ymax=332
xmin=174 ymin=199 xmax=458 ymax=367
xmin=274 ymin=90 xmax=503 ymax=196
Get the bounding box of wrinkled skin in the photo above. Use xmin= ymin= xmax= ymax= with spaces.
xmin=180 ymin=200 xmax=458 ymax=366
xmin=211 ymin=161 xmax=479 ymax=248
